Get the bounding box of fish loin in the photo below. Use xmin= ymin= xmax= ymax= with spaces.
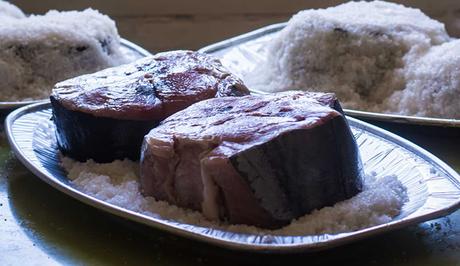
xmin=51 ymin=50 xmax=249 ymax=162
xmin=140 ymin=91 xmax=363 ymax=228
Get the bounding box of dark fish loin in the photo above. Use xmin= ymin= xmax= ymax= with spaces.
xmin=140 ymin=91 xmax=364 ymax=229
xmin=50 ymin=97 xmax=159 ymax=162
xmin=227 ymin=115 xmax=362 ymax=226
xmin=51 ymin=50 xmax=249 ymax=162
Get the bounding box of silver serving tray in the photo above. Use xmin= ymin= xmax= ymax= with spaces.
xmin=0 ymin=39 xmax=152 ymax=112
xmin=5 ymin=102 xmax=460 ymax=253
xmin=199 ymin=23 xmax=460 ymax=128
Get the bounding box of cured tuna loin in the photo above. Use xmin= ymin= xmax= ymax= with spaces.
xmin=51 ymin=50 xmax=249 ymax=162
xmin=140 ymin=91 xmax=363 ymax=229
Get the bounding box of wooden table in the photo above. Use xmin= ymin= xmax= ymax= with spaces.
xmin=2 ymin=1 xmax=460 ymax=265
xmin=1 ymin=119 xmax=459 ymax=266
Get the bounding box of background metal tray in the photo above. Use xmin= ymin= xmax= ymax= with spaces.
xmin=199 ymin=23 xmax=460 ymax=129
xmin=5 ymin=102 xmax=460 ymax=253
xmin=0 ymin=39 xmax=152 ymax=112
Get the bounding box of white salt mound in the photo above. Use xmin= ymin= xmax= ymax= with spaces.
xmin=61 ymin=157 xmax=408 ymax=235
xmin=386 ymin=40 xmax=460 ymax=119
xmin=0 ymin=1 xmax=25 ymax=19
xmin=0 ymin=8 xmax=131 ymax=101
xmin=250 ymin=1 xmax=460 ymax=118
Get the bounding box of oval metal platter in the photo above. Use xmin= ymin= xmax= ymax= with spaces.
xmin=199 ymin=23 xmax=460 ymax=129
xmin=0 ymin=39 xmax=152 ymax=112
xmin=5 ymin=102 xmax=460 ymax=253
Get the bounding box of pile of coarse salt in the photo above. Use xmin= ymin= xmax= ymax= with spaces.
xmin=0 ymin=3 xmax=130 ymax=101
xmin=61 ymin=157 xmax=408 ymax=235
xmin=0 ymin=0 xmax=25 ymax=19
xmin=248 ymin=1 xmax=460 ymax=119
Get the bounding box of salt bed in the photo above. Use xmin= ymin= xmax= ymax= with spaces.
xmin=0 ymin=3 xmax=130 ymax=101
xmin=61 ymin=157 xmax=408 ymax=235
xmin=248 ymin=1 xmax=460 ymax=119
xmin=0 ymin=0 xmax=25 ymax=19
